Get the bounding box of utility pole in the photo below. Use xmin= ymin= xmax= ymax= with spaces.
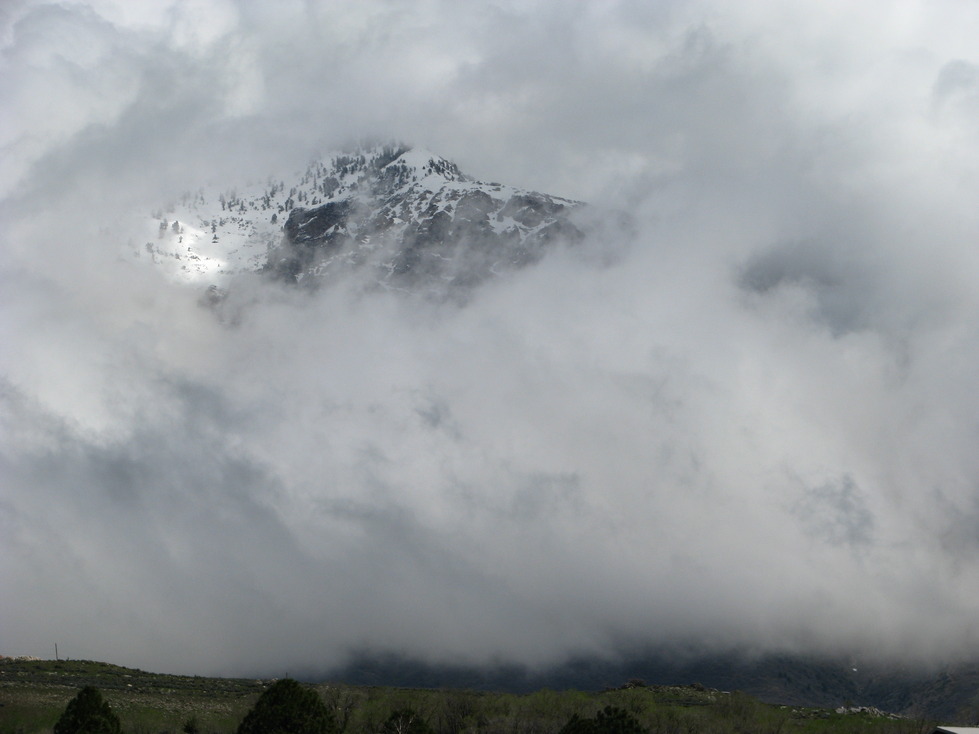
xmin=55 ymin=643 xmax=59 ymax=661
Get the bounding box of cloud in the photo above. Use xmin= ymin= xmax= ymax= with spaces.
xmin=4 ymin=0 xmax=979 ymax=677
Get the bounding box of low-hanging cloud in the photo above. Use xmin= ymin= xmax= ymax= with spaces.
xmin=4 ymin=0 xmax=979 ymax=677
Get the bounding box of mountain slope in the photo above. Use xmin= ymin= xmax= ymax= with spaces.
xmin=133 ymin=143 xmax=586 ymax=296
xmin=327 ymin=651 xmax=979 ymax=721
xmin=266 ymin=144 xmax=584 ymax=296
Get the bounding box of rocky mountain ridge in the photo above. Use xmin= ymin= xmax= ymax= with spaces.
xmin=132 ymin=143 xmax=587 ymax=297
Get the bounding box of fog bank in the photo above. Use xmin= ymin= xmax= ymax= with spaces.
xmin=4 ymin=0 xmax=979 ymax=676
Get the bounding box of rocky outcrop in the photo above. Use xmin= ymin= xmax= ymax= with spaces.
xmin=265 ymin=144 xmax=584 ymax=297
xmin=136 ymin=142 xmax=600 ymax=292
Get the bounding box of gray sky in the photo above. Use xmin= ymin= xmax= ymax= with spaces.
xmin=4 ymin=0 xmax=979 ymax=677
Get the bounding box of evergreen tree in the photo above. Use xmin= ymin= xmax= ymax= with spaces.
xmin=54 ymin=686 xmax=121 ymax=734
xmin=237 ymin=678 xmax=336 ymax=734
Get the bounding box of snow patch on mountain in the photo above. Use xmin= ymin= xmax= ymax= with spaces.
xmin=127 ymin=143 xmax=586 ymax=293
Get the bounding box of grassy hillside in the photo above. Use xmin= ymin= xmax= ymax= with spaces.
xmin=0 ymin=658 xmax=938 ymax=734
xmin=0 ymin=659 xmax=264 ymax=734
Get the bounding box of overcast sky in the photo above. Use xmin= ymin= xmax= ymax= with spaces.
xmin=4 ymin=0 xmax=979 ymax=678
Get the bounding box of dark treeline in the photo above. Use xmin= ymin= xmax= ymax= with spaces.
xmin=37 ymin=677 xmax=940 ymax=734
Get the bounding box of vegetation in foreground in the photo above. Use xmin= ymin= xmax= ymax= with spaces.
xmin=0 ymin=658 xmax=939 ymax=734
xmin=53 ymin=687 xmax=121 ymax=734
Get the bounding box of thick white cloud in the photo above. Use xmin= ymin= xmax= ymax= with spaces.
xmin=4 ymin=0 xmax=979 ymax=677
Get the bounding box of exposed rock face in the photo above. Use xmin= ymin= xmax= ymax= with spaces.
xmin=265 ymin=144 xmax=585 ymax=296
xmin=135 ymin=142 xmax=599 ymax=294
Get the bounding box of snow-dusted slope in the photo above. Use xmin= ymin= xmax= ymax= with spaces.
xmin=130 ymin=143 xmax=584 ymax=294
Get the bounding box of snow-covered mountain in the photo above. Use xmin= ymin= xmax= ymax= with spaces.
xmin=132 ymin=143 xmax=586 ymax=296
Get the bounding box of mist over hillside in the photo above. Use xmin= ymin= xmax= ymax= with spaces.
xmin=4 ymin=0 xmax=979 ymax=689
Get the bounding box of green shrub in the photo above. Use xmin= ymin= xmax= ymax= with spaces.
xmin=237 ymin=678 xmax=337 ymax=734
xmin=54 ymin=686 xmax=121 ymax=734
xmin=559 ymin=705 xmax=646 ymax=734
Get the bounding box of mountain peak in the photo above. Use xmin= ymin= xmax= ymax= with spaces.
xmin=131 ymin=143 xmax=585 ymax=297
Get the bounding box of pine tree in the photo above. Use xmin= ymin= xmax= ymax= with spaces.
xmin=237 ymin=678 xmax=336 ymax=734
xmin=54 ymin=686 xmax=121 ymax=734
